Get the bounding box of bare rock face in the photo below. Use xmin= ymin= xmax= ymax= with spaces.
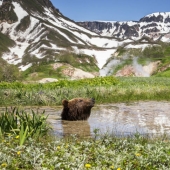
xmin=139 ymin=14 xmax=164 ymax=22
xmin=77 ymin=12 xmax=170 ymax=39
xmin=0 ymin=0 xmax=18 ymax=23
xmin=77 ymin=21 xmax=113 ymax=34
xmin=115 ymin=61 xmax=161 ymax=77
xmin=52 ymin=63 xmax=96 ymax=79
xmin=62 ymin=67 xmax=95 ymax=79
xmin=116 ymin=65 xmax=135 ymax=77
xmin=38 ymin=78 xmax=58 ymax=83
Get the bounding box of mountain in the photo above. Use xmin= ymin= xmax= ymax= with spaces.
xmin=77 ymin=12 xmax=170 ymax=42
xmin=0 ymin=0 xmax=125 ymax=71
xmin=0 ymin=0 xmax=170 ymax=80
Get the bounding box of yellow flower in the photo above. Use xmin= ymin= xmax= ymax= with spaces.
xmin=135 ymin=153 xmax=141 ymax=157
xmin=85 ymin=164 xmax=91 ymax=168
xmin=1 ymin=163 xmax=7 ymax=167
xmin=57 ymin=146 xmax=60 ymax=150
xmin=110 ymin=165 xmax=114 ymax=169
xmin=17 ymin=151 xmax=21 ymax=155
xmin=117 ymin=168 xmax=121 ymax=170
xmin=15 ymin=135 xmax=19 ymax=139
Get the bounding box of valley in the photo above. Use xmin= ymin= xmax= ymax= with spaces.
xmin=0 ymin=0 xmax=170 ymax=82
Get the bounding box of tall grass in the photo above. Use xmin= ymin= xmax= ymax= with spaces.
xmin=0 ymin=107 xmax=51 ymax=145
xmin=0 ymin=77 xmax=170 ymax=106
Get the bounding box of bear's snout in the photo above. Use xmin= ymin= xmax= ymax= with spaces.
xmin=91 ymin=98 xmax=95 ymax=106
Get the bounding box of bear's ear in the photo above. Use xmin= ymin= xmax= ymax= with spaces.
xmin=62 ymin=99 xmax=69 ymax=107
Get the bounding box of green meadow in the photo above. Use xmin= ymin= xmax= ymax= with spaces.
xmin=0 ymin=76 xmax=170 ymax=106
xmin=1 ymin=76 xmax=170 ymax=169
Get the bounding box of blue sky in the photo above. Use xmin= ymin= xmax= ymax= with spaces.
xmin=51 ymin=0 xmax=170 ymax=22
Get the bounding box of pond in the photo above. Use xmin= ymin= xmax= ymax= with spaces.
xmin=2 ymin=101 xmax=168 ymax=138
xmin=39 ymin=101 xmax=170 ymax=138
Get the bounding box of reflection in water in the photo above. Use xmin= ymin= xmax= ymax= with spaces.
xmin=89 ymin=101 xmax=170 ymax=136
xmin=62 ymin=121 xmax=91 ymax=138
xmin=1 ymin=101 xmax=170 ymax=137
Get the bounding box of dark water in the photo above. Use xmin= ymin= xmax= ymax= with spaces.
xmin=40 ymin=101 xmax=170 ymax=138
xmin=3 ymin=101 xmax=170 ymax=138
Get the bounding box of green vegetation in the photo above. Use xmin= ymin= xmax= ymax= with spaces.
xmin=1 ymin=132 xmax=170 ymax=169
xmin=21 ymin=62 xmax=61 ymax=81
xmin=20 ymin=0 xmax=46 ymax=15
xmin=58 ymin=52 xmax=99 ymax=72
xmin=0 ymin=107 xmax=50 ymax=145
xmin=0 ymin=58 xmax=20 ymax=82
xmin=15 ymin=15 xmax=31 ymax=32
xmin=0 ymin=3 xmax=18 ymax=23
xmin=0 ymin=32 xmax=15 ymax=56
xmin=0 ymin=76 xmax=170 ymax=106
xmin=113 ymin=42 xmax=170 ymax=77
xmin=21 ymin=52 xmax=99 ymax=81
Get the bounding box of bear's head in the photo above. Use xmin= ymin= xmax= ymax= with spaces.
xmin=61 ymin=98 xmax=95 ymax=121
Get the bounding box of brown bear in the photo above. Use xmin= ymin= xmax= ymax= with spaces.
xmin=61 ymin=98 xmax=95 ymax=121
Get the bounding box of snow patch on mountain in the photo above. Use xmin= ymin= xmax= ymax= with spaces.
xmin=13 ymin=2 xmax=28 ymax=21
xmin=72 ymin=46 xmax=116 ymax=69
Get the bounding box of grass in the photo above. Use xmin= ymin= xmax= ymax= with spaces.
xmin=0 ymin=76 xmax=170 ymax=106
xmin=0 ymin=107 xmax=51 ymax=145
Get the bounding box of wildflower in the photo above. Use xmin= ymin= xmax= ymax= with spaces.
xmin=85 ymin=164 xmax=91 ymax=168
xmin=17 ymin=151 xmax=21 ymax=155
xmin=15 ymin=135 xmax=19 ymax=139
xmin=57 ymin=146 xmax=60 ymax=150
xmin=117 ymin=168 xmax=121 ymax=170
xmin=1 ymin=163 xmax=7 ymax=167
xmin=135 ymin=153 xmax=141 ymax=157
xmin=110 ymin=165 xmax=114 ymax=169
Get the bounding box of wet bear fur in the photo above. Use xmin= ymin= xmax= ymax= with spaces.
xmin=61 ymin=98 xmax=95 ymax=121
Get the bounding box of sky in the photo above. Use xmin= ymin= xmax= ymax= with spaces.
xmin=51 ymin=0 xmax=170 ymax=22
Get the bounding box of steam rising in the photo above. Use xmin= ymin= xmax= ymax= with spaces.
xmin=100 ymin=59 xmax=121 ymax=76
xmin=133 ymin=57 xmax=150 ymax=77
xmin=100 ymin=56 xmax=154 ymax=77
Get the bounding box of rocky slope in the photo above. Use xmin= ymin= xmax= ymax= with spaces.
xmin=77 ymin=12 xmax=170 ymax=42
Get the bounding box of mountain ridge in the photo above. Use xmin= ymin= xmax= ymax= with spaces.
xmin=0 ymin=0 xmax=170 ymax=80
xmin=77 ymin=12 xmax=170 ymax=41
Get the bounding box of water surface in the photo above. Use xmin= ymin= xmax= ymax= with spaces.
xmin=2 ymin=101 xmax=169 ymax=137
xmin=42 ymin=101 xmax=170 ymax=137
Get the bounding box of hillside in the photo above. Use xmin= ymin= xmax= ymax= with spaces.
xmin=0 ymin=0 xmax=170 ymax=81
xmin=0 ymin=0 xmax=120 ymax=71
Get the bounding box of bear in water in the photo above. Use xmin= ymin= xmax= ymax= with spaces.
xmin=61 ymin=98 xmax=95 ymax=121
